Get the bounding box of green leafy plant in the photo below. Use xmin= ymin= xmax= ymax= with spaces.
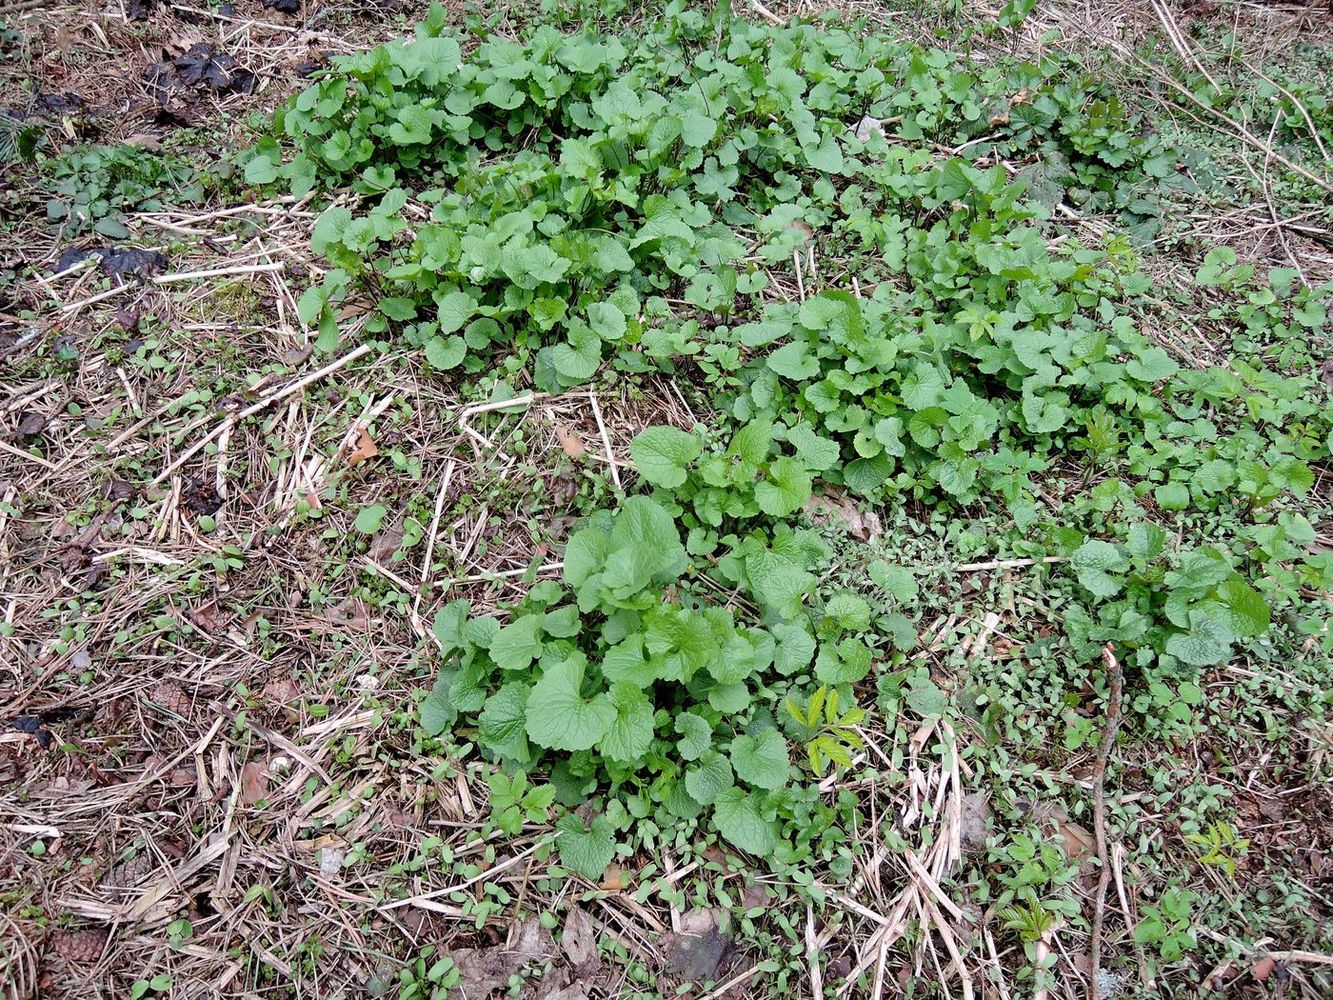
xmin=784 ymin=685 xmax=866 ymax=776
xmin=243 ymin=1 xmax=1333 ymax=889
xmin=485 ymin=770 xmax=555 ymax=836
xmin=47 ymin=143 xmax=202 ymax=237
xmin=421 ymin=496 xmax=800 ymax=865
xmin=1187 ymin=821 xmax=1250 ymax=879
xmin=398 ymin=947 xmax=459 ymax=1000
xmin=1134 ymin=886 xmax=1199 ymax=961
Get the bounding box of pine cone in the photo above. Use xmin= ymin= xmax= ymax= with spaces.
xmin=102 ymin=852 xmax=155 ymax=888
xmin=51 ymin=928 xmax=108 ymax=962
xmin=148 ymin=681 xmax=191 ymax=716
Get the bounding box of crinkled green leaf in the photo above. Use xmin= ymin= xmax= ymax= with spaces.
xmin=675 ymin=711 xmax=713 ymax=761
xmin=418 ymin=679 xmax=454 ymax=737
xmin=755 ymin=457 xmax=812 ymax=516
xmin=729 ymin=729 xmax=789 ymax=790
xmin=477 ymin=682 xmax=530 ymax=762
xmin=713 ymin=787 xmax=778 ymax=855
xmin=524 ymin=655 xmax=616 ymax=751
xmin=786 ymin=424 xmax=840 ymax=471
xmin=772 ymin=622 xmax=816 ymax=675
xmin=1215 ymin=577 xmax=1269 ymax=638
xmin=684 ymin=749 xmax=734 ymax=805
xmin=488 ymin=613 xmax=544 ymax=671
xmin=555 ymin=812 xmax=617 ymax=879
xmin=1165 ymin=610 xmax=1235 ymax=666
xmin=598 ymin=683 xmax=654 ymax=763
xmin=631 ymin=426 xmax=701 ymax=488
xmin=745 ymin=549 xmax=815 ymax=620
xmin=1070 ymin=539 xmax=1127 ymax=598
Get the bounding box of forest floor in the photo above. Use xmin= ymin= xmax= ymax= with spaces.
xmin=2 ymin=1 xmax=1333 ymax=999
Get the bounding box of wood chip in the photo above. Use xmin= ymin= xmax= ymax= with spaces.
xmin=560 ymin=905 xmax=600 ymax=973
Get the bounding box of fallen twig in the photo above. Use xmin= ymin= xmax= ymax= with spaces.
xmin=1090 ymin=643 xmax=1125 ymax=1000
xmin=955 ymin=556 xmax=1067 ymax=572
xmin=151 ymin=342 xmax=374 ymax=485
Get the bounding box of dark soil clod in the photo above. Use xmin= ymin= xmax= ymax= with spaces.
xmin=54 ymin=246 xmax=169 ymax=279
xmin=9 ymin=716 xmax=54 ymax=749
xmin=181 ymin=477 xmax=223 ymax=515
xmin=145 ymin=43 xmax=258 ymax=112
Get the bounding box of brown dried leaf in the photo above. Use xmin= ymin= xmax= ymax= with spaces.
xmin=513 ymin=917 xmax=555 ymax=960
xmin=239 ymin=761 xmax=269 ymax=806
xmin=554 ymin=422 xmax=585 ymax=458
xmin=263 ymin=680 xmax=301 ymax=706
xmin=960 ymin=791 xmax=991 ymax=854
xmin=802 ymin=491 xmax=881 ymax=541
xmin=15 ymin=410 xmax=48 ymax=437
xmin=1057 ymin=819 xmax=1095 ymax=861
xmin=347 ymin=427 xmax=379 ymax=466
xmin=560 ymin=906 xmax=599 ymax=973
xmin=185 ymin=600 xmax=225 ymax=634
xmin=1252 ymin=957 xmax=1276 ymax=982
xmin=1029 ymin=801 xmax=1095 ymax=865
xmin=600 ymin=865 xmax=627 ymax=891
xmin=283 ymin=344 xmax=313 ymax=367
xmin=451 ymin=946 xmax=522 ymax=999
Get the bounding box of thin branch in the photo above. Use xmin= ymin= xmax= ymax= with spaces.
xmin=1090 ymin=643 xmax=1125 ymax=1000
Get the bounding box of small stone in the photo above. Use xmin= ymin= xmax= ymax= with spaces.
xmin=666 ymin=908 xmax=733 ymax=981
xmin=319 ymin=847 xmax=343 ymax=877
xmin=1094 ymin=969 xmax=1122 ymax=999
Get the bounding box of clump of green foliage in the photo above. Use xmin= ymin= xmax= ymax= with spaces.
xmin=47 ymin=142 xmax=202 ymax=238
xmin=249 ymin=2 xmax=1333 ymax=881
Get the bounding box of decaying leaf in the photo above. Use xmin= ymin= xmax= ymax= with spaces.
xmin=554 ymin=422 xmax=585 ymax=458
xmin=803 ymin=491 xmax=881 ymax=541
xmin=347 ymin=427 xmax=379 ymax=465
xmin=239 ymin=761 xmax=270 ymax=806
xmin=513 ymin=917 xmax=556 ymax=960
xmin=1028 ymin=801 xmax=1095 ymax=863
xmin=450 ymin=922 xmax=555 ymax=1000
xmin=263 ymin=678 xmax=301 ymax=706
xmin=102 ymin=851 xmax=157 ymax=888
xmin=148 ymin=681 xmax=191 ymax=716
xmin=960 ymin=791 xmax=991 ymax=854
xmin=559 ymin=905 xmax=600 ymax=973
